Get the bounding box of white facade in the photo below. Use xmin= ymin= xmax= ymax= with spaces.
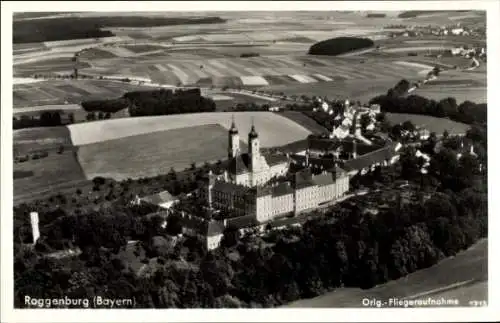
xmin=30 ymin=212 xmax=40 ymax=245
xmin=207 ymin=234 xmax=224 ymax=250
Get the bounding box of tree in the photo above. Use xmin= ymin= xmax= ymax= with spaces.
xmin=401 ymin=120 xmax=416 ymax=132
xmin=165 ymin=214 xmax=183 ymax=236
xmin=359 ymin=114 xmax=372 ymax=131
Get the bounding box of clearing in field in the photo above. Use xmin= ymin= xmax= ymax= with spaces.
xmin=68 ymin=111 xmax=312 ymax=147
xmin=77 ymin=124 xmax=246 ymax=180
xmin=385 ymin=113 xmax=471 ymax=135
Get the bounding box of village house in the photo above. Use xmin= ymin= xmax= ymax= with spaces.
xmin=133 ymin=190 xmax=179 ymax=210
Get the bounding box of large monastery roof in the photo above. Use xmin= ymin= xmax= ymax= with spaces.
xmin=228 ymin=152 xmax=288 ymax=175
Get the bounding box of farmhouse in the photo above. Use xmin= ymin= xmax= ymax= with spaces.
xmin=203 ymin=121 xmax=350 ymax=225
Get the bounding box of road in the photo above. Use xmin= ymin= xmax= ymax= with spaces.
xmin=284 ymin=238 xmax=487 ymax=308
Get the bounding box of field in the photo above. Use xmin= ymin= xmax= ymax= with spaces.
xmin=285 ymin=239 xmax=487 ymax=307
xmin=68 ymin=112 xmax=311 ymax=180
xmin=77 ymin=124 xmax=245 ymax=180
xmin=207 ymin=92 xmax=276 ymax=111
xmin=14 ymin=153 xmax=87 ymax=199
xmin=14 ymin=126 xmax=73 ymax=154
xmin=415 ymin=70 xmax=486 ymax=103
xmin=386 ymin=113 xmax=471 ymax=135
xmin=11 ymin=11 xmax=486 ymax=202
xmin=13 ymin=11 xmax=486 ymax=105
xmin=260 ymin=78 xmax=399 ymax=103
xmin=67 ymin=111 xmax=311 ymax=146
xmin=278 ymin=111 xmax=329 ymax=134
xmin=13 ymin=80 xmax=165 ymax=107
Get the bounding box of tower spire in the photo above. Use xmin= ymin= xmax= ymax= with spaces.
xmin=249 ymin=116 xmax=258 ymax=139
xmin=229 ymin=114 xmax=238 ymax=134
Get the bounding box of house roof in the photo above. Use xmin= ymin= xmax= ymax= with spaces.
xmin=290 ymin=154 xmax=337 ymax=170
xmin=228 ymin=153 xmax=251 ymax=175
xmin=205 ymin=220 xmax=225 ymax=237
xmin=226 ymin=214 xmax=258 ymax=229
xmin=179 ymin=216 xmax=225 ymax=237
xmin=293 ymin=169 xmax=315 ymax=189
xmin=342 ymin=143 xmax=399 ymax=171
xmin=263 ymin=152 xmax=288 ymax=166
xmin=212 ymin=181 xmax=251 ymax=195
xmin=311 ymin=172 xmax=336 ymax=186
xmin=308 ymin=137 xmax=380 ymax=156
xmin=141 ymin=190 xmax=177 ymax=205
xmin=228 ymin=152 xmax=288 ymax=175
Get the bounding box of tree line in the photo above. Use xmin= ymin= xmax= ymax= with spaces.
xmin=370 ymin=79 xmax=486 ymax=125
xmin=80 ymin=88 xmax=217 ymax=117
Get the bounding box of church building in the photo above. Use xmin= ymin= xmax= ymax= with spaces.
xmin=203 ymin=117 xmax=350 ymax=224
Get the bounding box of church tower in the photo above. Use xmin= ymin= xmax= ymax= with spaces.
xmin=228 ymin=115 xmax=240 ymax=159
xmin=248 ymin=118 xmax=260 ymax=172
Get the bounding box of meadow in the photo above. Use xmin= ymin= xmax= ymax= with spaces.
xmin=77 ymin=124 xmax=244 ymax=180
xmin=14 ymin=153 xmax=87 ymax=200
xmin=67 ymin=111 xmax=311 ymax=146
xmin=386 ymin=113 xmax=471 ymax=135
xmin=14 ymin=126 xmax=73 ymax=154
xmin=278 ymin=111 xmax=329 ymax=134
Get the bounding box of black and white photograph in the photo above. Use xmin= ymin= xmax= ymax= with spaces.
xmin=1 ymin=1 xmax=498 ymax=322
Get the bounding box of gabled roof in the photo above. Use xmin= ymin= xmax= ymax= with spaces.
xmin=141 ymin=190 xmax=177 ymax=205
xmin=263 ymin=152 xmax=288 ymax=166
xmin=293 ymin=169 xmax=315 ymax=189
xmin=212 ymin=181 xmax=251 ymax=195
xmin=205 ymin=220 xmax=225 ymax=237
xmin=311 ymin=173 xmax=336 ymax=186
xmin=342 ymin=143 xmax=399 ymax=171
xmin=226 ymin=215 xmax=258 ymax=229
xmin=290 ymin=154 xmax=337 ymax=170
xmin=228 ymin=152 xmax=288 ymax=175
xmin=308 ymin=137 xmax=380 ymax=155
xmin=228 ymin=153 xmax=251 ymax=175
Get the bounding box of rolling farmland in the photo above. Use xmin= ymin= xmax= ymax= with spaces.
xmin=13 ymin=80 xmax=165 ymax=107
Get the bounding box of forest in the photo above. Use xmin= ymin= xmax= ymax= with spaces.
xmin=308 ymin=37 xmax=374 ymax=56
